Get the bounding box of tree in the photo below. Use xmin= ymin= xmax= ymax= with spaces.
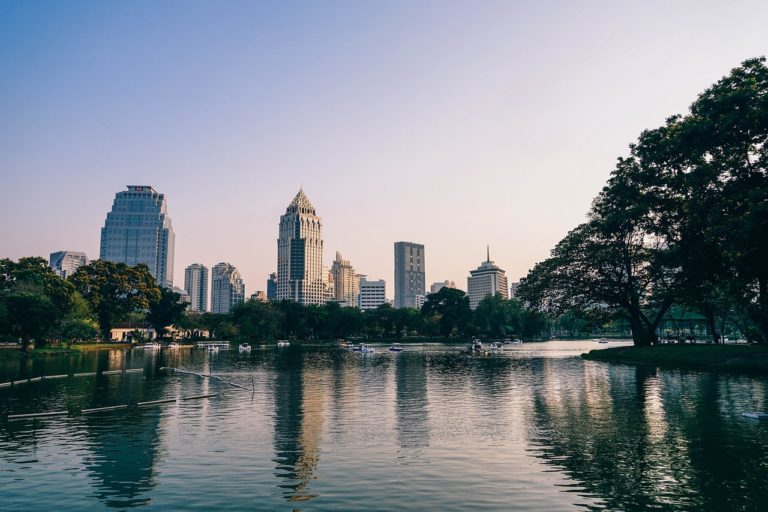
xmin=3 ymin=293 xmax=59 ymax=350
xmin=70 ymin=260 xmax=161 ymax=340
xmin=421 ymin=287 xmax=471 ymax=337
xmin=473 ymin=294 xmax=522 ymax=337
xmin=147 ymin=287 xmax=188 ymax=339
xmin=231 ymin=300 xmax=280 ymax=340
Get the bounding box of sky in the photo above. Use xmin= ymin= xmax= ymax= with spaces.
xmin=1 ymin=0 xmax=767 ymax=298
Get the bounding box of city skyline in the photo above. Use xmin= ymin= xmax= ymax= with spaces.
xmin=2 ymin=2 xmax=768 ymax=298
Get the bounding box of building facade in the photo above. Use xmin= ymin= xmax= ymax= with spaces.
xmin=430 ymin=280 xmax=456 ymax=294
xmin=394 ymin=242 xmax=425 ymax=308
xmin=467 ymin=249 xmax=509 ymax=309
xmin=211 ymin=262 xmax=245 ymax=314
xmin=509 ymin=281 xmax=521 ymax=299
xmin=49 ymin=251 xmax=88 ymax=279
xmin=330 ymin=251 xmax=360 ymax=307
xmin=184 ymin=263 xmax=209 ymax=312
xmin=277 ymin=189 xmax=325 ymax=305
xmin=99 ymin=185 xmax=175 ymax=286
xmin=267 ymin=272 xmax=277 ymax=301
xmin=358 ymin=277 xmax=386 ymax=311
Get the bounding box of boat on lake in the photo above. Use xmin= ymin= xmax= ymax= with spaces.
xmin=239 ymin=343 xmax=251 ymax=352
xmin=143 ymin=342 xmax=161 ymax=350
xmin=168 ymin=342 xmax=181 ymax=349
xmin=277 ymin=340 xmax=290 ymax=347
xmin=469 ymin=338 xmax=483 ymax=353
xmin=388 ymin=343 xmax=404 ymax=352
xmin=361 ymin=344 xmax=375 ymax=354
xmin=489 ymin=342 xmax=503 ymax=352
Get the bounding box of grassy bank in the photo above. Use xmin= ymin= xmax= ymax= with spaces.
xmin=583 ymin=344 xmax=768 ymax=374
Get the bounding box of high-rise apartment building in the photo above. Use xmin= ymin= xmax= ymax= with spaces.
xmin=394 ymin=242 xmax=425 ymax=309
xmin=211 ymin=262 xmax=245 ymax=314
xmin=276 ymin=189 xmax=324 ymax=304
xmin=99 ymin=185 xmax=175 ymax=286
xmin=358 ymin=277 xmax=386 ymax=311
xmin=509 ymin=281 xmax=521 ymax=299
xmin=267 ymin=272 xmax=277 ymax=301
xmin=467 ymin=248 xmax=509 ymax=309
xmin=430 ymin=280 xmax=456 ymax=294
xmin=49 ymin=251 xmax=88 ymax=279
xmin=330 ymin=251 xmax=359 ymax=307
xmin=184 ymin=263 xmax=209 ymax=312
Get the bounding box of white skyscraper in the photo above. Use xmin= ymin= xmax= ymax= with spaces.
xmin=184 ymin=263 xmax=209 ymax=312
xmin=99 ymin=185 xmax=175 ymax=286
xmin=211 ymin=262 xmax=245 ymax=314
xmin=358 ymin=277 xmax=386 ymax=310
xmin=277 ymin=188 xmax=324 ymax=305
xmin=330 ymin=251 xmax=360 ymax=307
xmin=467 ymin=247 xmax=509 ymax=309
xmin=49 ymin=251 xmax=88 ymax=279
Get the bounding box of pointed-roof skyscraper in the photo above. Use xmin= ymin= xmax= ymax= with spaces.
xmin=277 ymin=188 xmax=324 ymax=304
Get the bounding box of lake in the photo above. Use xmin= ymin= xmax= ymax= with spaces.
xmin=1 ymin=341 xmax=767 ymax=511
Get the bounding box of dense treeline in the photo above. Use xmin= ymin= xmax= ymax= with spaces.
xmin=0 ymin=257 xmax=185 ymax=350
xmin=179 ymin=286 xmax=549 ymax=341
xmin=0 ymin=257 xmax=551 ymax=346
xmin=517 ymin=58 xmax=768 ymax=346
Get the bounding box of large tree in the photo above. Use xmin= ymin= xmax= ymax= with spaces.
xmin=147 ymin=286 xmax=187 ymax=339
xmin=70 ymin=260 xmax=160 ymax=340
xmin=421 ymin=287 xmax=471 ymax=337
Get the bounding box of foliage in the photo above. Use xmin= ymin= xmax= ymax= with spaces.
xmin=147 ymin=287 xmax=187 ymax=338
xmin=421 ymin=287 xmax=471 ymax=336
xmin=70 ymin=260 xmax=161 ymax=340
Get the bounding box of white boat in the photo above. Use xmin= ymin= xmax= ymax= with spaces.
xmin=742 ymin=412 xmax=768 ymax=420
xmin=238 ymin=343 xmax=251 ymax=352
xmin=388 ymin=343 xmax=404 ymax=352
xmin=489 ymin=342 xmax=503 ymax=352
xmin=277 ymin=340 xmax=290 ymax=347
xmin=361 ymin=344 xmax=375 ymax=354
xmin=502 ymin=338 xmax=512 ymax=344
xmin=168 ymin=342 xmax=181 ymax=349
xmin=511 ymin=339 xmax=522 ymax=344
xmin=207 ymin=345 xmax=219 ymax=353
xmin=143 ymin=342 xmax=161 ymax=350
xmin=469 ymin=338 xmax=483 ymax=353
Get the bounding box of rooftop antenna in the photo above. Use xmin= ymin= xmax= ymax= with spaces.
xmin=487 ymin=245 xmax=490 ymax=262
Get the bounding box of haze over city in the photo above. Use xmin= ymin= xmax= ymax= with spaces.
xmin=2 ymin=0 xmax=767 ymax=297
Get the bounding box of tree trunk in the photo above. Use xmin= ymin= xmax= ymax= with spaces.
xmin=629 ymin=310 xmax=653 ymax=347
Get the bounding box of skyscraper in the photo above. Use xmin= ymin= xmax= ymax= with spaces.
xmin=184 ymin=263 xmax=209 ymax=313
xmin=211 ymin=262 xmax=245 ymax=314
xmin=394 ymin=242 xmax=425 ymax=309
xmin=49 ymin=251 xmax=88 ymax=279
xmin=267 ymin=272 xmax=277 ymax=301
xmin=467 ymin=247 xmax=509 ymax=309
xmin=330 ymin=251 xmax=359 ymax=307
xmin=99 ymin=185 xmax=175 ymax=286
xmin=277 ymin=188 xmax=324 ymax=305
xmin=358 ymin=277 xmax=386 ymax=311
xmin=430 ymin=280 xmax=456 ymax=294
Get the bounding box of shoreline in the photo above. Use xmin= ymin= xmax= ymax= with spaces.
xmin=583 ymin=344 xmax=768 ymax=374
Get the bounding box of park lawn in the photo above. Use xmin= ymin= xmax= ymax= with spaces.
xmin=583 ymin=344 xmax=768 ymax=374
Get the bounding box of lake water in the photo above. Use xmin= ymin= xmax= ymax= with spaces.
xmin=1 ymin=341 xmax=767 ymax=511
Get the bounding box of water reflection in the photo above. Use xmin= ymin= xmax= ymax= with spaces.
xmin=2 ymin=344 xmax=768 ymax=511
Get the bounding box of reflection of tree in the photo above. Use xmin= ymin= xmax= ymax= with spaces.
xmin=530 ymin=363 xmax=768 ymax=511
xmin=272 ymin=348 xmax=327 ymax=503
xmin=395 ymin=353 xmax=429 ymax=449
xmin=83 ymin=408 xmax=162 ymax=508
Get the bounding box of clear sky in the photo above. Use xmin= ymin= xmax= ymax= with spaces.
xmin=1 ymin=0 xmax=767 ymax=298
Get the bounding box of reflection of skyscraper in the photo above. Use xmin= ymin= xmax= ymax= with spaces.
xmin=272 ymin=350 xmax=328 ymax=503
xmin=395 ymin=353 xmax=430 ymax=449
xmin=277 ymin=189 xmax=324 ymax=304
xmin=100 ymin=185 xmax=175 ymax=286
xmin=394 ymin=241 xmax=425 ymax=308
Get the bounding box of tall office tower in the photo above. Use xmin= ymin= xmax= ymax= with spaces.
xmin=276 ymin=188 xmax=324 ymax=304
xmin=184 ymin=263 xmax=209 ymax=312
xmin=330 ymin=251 xmax=360 ymax=307
xmin=358 ymin=277 xmax=386 ymax=311
xmin=99 ymin=185 xmax=175 ymax=286
xmin=322 ymin=266 xmax=335 ymax=303
xmin=394 ymin=242 xmax=425 ymax=309
xmin=49 ymin=251 xmax=88 ymax=279
xmin=467 ymin=247 xmax=509 ymax=309
xmin=211 ymin=262 xmax=245 ymax=314
xmin=430 ymin=280 xmax=456 ymax=294
xmin=267 ymin=272 xmax=277 ymax=301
